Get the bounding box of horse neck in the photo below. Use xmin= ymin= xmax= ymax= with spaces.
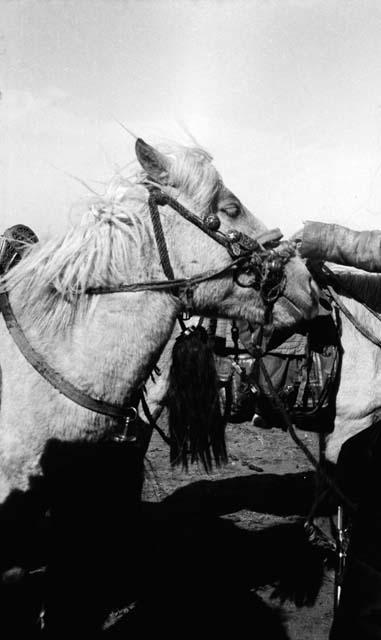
xmin=11 ymin=288 xmax=180 ymax=405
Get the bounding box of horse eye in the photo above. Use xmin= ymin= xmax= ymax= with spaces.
xmin=220 ymin=203 xmax=241 ymax=217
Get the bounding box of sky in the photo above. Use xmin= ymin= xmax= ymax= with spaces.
xmin=3 ymin=0 xmax=381 ymax=238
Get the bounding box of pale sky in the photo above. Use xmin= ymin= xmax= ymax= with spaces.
xmin=3 ymin=0 xmax=381 ymax=238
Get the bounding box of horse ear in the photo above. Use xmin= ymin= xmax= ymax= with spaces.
xmin=135 ymin=138 xmax=170 ymax=185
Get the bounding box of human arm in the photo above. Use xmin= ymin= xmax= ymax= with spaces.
xmin=300 ymin=221 xmax=381 ymax=273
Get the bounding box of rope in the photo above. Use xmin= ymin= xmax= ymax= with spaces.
xmin=140 ymin=389 xmax=172 ymax=446
xmin=85 ymin=258 xmax=246 ymax=295
xmin=316 ymin=264 xmax=381 ymax=348
xmin=148 ymin=191 xmax=176 ymax=280
xmin=147 ymin=189 xmax=241 ymax=254
xmin=255 ymin=353 xmax=356 ymax=514
xmin=327 ymin=284 xmax=381 ymax=349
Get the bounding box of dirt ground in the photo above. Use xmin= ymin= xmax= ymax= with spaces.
xmin=141 ymin=418 xmax=335 ymax=640
xmin=0 ymin=414 xmax=336 ymax=637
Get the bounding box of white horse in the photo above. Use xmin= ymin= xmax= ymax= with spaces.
xmin=0 ymin=138 xmax=320 ymax=502
xmin=320 ymin=270 xmax=381 ymax=463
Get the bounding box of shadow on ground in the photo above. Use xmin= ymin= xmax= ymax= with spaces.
xmin=106 ymin=505 xmax=331 ymax=639
xmin=0 ymin=440 xmax=336 ymax=638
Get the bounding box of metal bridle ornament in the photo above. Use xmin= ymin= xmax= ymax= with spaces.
xmin=112 ymin=407 xmax=138 ymax=443
xmin=204 ymin=213 xmax=221 ymax=232
xmin=203 ymin=207 xmax=296 ymax=306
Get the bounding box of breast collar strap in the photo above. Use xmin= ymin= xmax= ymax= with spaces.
xmin=0 ymin=291 xmax=142 ymax=426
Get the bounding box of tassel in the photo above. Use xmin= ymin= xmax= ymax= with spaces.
xmin=167 ymin=326 xmax=227 ymax=471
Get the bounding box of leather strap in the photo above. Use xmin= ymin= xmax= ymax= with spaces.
xmin=0 ymin=291 xmax=135 ymax=419
xmin=327 ymin=285 xmax=381 ymax=349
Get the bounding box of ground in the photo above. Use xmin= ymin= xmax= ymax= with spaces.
xmin=0 ymin=416 xmax=336 ymax=637
xmin=140 ymin=419 xmax=335 ymax=640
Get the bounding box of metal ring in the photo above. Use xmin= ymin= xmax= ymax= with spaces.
xmin=124 ymin=407 xmax=138 ymax=422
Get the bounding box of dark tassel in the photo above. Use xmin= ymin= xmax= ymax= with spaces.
xmin=167 ymin=325 xmax=227 ymax=472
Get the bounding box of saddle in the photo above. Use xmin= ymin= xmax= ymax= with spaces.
xmin=0 ymin=224 xmax=39 ymax=275
xmin=253 ymin=312 xmax=340 ymax=432
xmin=208 ymin=318 xmax=259 ymax=423
xmin=213 ymin=309 xmax=341 ymax=432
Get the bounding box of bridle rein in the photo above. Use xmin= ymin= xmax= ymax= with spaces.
xmin=0 ymin=188 xmax=296 ymax=441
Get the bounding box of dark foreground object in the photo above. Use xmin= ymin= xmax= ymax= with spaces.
xmin=0 ymin=438 xmax=145 ymax=638
xmin=0 ymin=449 xmax=333 ymax=638
xmin=107 ymin=468 xmax=333 ymax=639
xmin=331 ymin=421 xmax=381 ymax=640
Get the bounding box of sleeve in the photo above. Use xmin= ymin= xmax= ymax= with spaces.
xmin=300 ymin=221 xmax=381 ymax=273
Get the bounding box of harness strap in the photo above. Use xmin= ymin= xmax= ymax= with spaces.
xmin=148 ymin=190 xmax=176 ymax=281
xmin=254 ymin=351 xmax=356 ymax=514
xmin=140 ymin=391 xmax=172 ymax=446
xmin=312 ymin=264 xmax=381 ymax=348
xmin=85 ymin=259 xmax=246 ymax=296
xmin=327 ymin=284 xmax=381 ymax=349
xmin=0 ymin=291 xmax=137 ymax=420
xmin=147 ymin=188 xmax=258 ymax=256
xmin=294 ymin=342 xmax=310 ymax=408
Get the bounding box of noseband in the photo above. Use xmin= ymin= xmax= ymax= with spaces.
xmin=147 ymin=188 xmax=296 ymax=309
xmin=87 ymin=188 xmax=296 ymax=312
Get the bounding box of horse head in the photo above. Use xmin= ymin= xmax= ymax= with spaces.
xmin=135 ymin=138 xmax=320 ymax=331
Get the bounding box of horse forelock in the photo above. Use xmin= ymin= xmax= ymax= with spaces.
xmin=167 ymin=147 xmax=220 ymax=213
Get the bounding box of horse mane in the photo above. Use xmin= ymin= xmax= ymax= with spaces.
xmin=0 ymin=142 xmax=221 ymax=334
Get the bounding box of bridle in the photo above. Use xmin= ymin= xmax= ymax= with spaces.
xmin=86 ymin=187 xmax=296 ymax=313
xmin=0 ymin=187 xmax=297 ymax=440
